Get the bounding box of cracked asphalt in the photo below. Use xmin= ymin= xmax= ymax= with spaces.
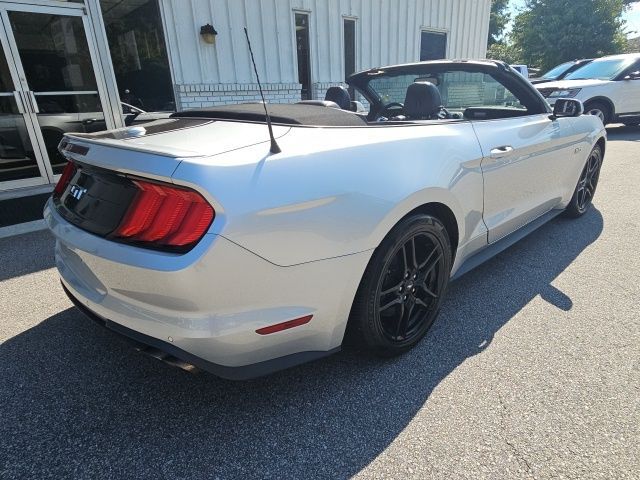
xmin=1 ymin=126 xmax=639 ymax=479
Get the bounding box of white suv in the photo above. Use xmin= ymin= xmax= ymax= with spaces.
xmin=535 ymin=53 xmax=640 ymax=126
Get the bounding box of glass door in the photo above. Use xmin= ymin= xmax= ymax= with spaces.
xmin=0 ymin=1 xmax=115 ymax=190
xmin=0 ymin=24 xmax=49 ymax=189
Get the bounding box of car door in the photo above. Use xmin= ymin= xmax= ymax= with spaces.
xmin=467 ymin=74 xmax=581 ymax=243
xmin=613 ymin=59 xmax=640 ymax=115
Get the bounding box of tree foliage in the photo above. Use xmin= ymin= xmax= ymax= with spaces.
xmin=488 ymin=0 xmax=511 ymax=45
xmin=487 ymin=42 xmax=523 ymax=64
xmin=511 ymin=0 xmax=629 ymax=71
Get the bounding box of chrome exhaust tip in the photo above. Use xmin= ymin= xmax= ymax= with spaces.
xmin=135 ymin=345 xmax=199 ymax=373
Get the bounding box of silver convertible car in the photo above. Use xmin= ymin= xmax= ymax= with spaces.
xmin=45 ymin=60 xmax=606 ymax=379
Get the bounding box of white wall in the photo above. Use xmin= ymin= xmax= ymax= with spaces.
xmin=159 ymin=0 xmax=491 ymax=107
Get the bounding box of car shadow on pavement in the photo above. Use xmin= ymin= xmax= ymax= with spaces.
xmin=0 ymin=209 xmax=603 ymax=479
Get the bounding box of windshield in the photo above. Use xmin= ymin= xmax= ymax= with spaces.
xmin=565 ymin=58 xmax=633 ymax=80
xmin=541 ymin=62 xmax=573 ymax=79
xmin=365 ymin=71 xmax=527 ymax=111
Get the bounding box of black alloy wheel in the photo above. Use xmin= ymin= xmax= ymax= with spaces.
xmin=565 ymin=145 xmax=602 ymax=218
xmin=349 ymin=214 xmax=451 ymax=356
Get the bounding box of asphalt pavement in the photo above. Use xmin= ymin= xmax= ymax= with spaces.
xmin=1 ymin=126 xmax=638 ymax=479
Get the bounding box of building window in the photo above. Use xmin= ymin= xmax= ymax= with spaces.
xmin=100 ymin=0 xmax=175 ymax=112
xmin=294 ymin=12 xmax=311 ymax=100
xmin=344 ymin=18 xmax=356 ymax=81
xmin=420 ymin=31 xmax=447 ymax=61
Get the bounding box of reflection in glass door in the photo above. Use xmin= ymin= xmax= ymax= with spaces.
xmin=0 ymin=34 xmax=47 ymax=186
xmin=5 ymin=9 xmax=108 ymax=176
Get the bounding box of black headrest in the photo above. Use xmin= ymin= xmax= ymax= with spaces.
xmin=324 ymin=86 xmax=351 ymax=110
xmin=403 ymin=82 xmax=442 ymax=120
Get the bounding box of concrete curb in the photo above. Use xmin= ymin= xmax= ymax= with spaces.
xmin=0 ymin=219 xmax=47 ymax=239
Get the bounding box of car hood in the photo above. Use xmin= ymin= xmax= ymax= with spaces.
xmin=66 ymin=118 xmax=291 ymax=158
xmin=535 ymin=79 xmax=610 ymax=90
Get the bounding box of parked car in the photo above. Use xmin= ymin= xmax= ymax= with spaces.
xmin=511 ymin=64 xmax=529 ymax=78
xmin=530 ymin=59 xmax=593 ymax=84
xmin=44 ymin=59 xmax=606 ymax=380
xmin=528 ymin=67 xmax=541 ymax=77
xmin=535 ymin=53 xmax=640 ymax=125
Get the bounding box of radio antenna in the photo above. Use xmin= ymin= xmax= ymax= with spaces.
xmin=244 ymin=27 xmax=281 ymax=154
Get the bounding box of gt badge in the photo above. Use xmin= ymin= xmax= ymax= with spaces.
xmin=69 ymin=184 xmax=87 ymax=201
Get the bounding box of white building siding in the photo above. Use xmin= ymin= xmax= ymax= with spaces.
xmin=159 ymin=0 xmax=491 ymax=108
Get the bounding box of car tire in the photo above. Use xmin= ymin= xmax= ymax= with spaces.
xmin=564 ymin=145 xmax=603 ymax=218
xmin=583 ymin=101 xmax=611 ymax=125
xmin=347 ymin=214 xmax=452 ymax=356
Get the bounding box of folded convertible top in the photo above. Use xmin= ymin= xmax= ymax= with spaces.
xmin=171 ymin=103 xmax=368 ymax=127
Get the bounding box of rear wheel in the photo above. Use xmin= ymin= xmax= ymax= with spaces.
xmin=583 ymin=101 xmax=611 ymax=125
xmin=348 ymin=214 xmax=452 ymax=356
xmin=564 ymin=145 xmax=602 ymax=218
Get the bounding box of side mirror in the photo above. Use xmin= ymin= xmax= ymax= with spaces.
xmin=350 ymin=100 xmax=366 ymax=113
xmin=124 ymin=112 xmax=141 ymax=126
xmin=624 ymin=70 xmax=640 ymax=80
xmin=551 ymin=98 xmax=583 ymax=119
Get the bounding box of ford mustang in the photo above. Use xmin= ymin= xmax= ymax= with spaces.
xmin=44 ymin=60 xmax=606 ymax=380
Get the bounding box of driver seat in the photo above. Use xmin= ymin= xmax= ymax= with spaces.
xmin=324 ymin=86 xmax=352 ymax=110
xmin=395 ymin=81 xmax=444 ymax=120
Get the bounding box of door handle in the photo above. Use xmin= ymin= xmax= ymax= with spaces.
xmin=25 ymin=90 xmax=39 ymax=114
xmin=12 ymin=91 xmax=25 ymax=114
xmin=489 ymin=145 xmax=514 ymax=159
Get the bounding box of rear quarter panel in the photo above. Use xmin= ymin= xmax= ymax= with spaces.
xmin=172 ymin=122 xmax=487 ymax=267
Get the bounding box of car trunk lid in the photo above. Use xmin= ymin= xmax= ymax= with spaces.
xmin=53 ymin=117 xmax=289 ymax=248
xmin=64 ymin=117 xmax=291 ymax=161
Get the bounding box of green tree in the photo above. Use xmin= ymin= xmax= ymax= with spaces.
xmin=511 ymin=0 xmax=629 ymax=71
xmin=486 ymin=42 xmax=523 ymax=64
xmin=488 ymin=0 xmax=511 ymax=45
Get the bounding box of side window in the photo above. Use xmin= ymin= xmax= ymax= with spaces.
xmin=438 ymin=72 xmax=528 ymax=115
xmin=620 ymin=59 xmax=640 ymax=79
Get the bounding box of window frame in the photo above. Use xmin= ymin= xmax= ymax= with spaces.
xmin=419 ymin=29 xmax=448 ymax=61
xmin=292 ymin=10 xmax=313 ymax=100
xmin=348 ymin=62 xmax=550 ymax=122
xmin=342 ymin=17 xmax=357 ymax=78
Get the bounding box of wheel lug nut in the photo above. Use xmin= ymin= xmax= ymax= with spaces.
xmin=403 ymin=295 xmax=407 ymax=300
xmin=412 ymin=287 xmax=416 ymax=293
xmin=413 ymin=274 xmax=417 ymax=279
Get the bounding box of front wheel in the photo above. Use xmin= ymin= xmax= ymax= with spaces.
xmin=583 ymin=101 xmax=611 ymax=125
xmin=564 ymin=145 xmax=602 ymax=218
xmin=348 ymin=214 xmax=452 ymax=356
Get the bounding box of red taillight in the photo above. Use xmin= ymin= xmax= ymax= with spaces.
xmin=53 ymin=161 xmax=76 ymax=196
xmin=114 ymin=179 xmax=214 ymax=250
xmin=255 ymin=315 xmax=314 ymax=335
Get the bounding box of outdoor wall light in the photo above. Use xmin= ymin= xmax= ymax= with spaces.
xmin=200 ymin=24 xmax=218 ymax=44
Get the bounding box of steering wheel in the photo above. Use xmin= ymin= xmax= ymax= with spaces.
xmin=377 ymin=102 xmax=404 ymax=120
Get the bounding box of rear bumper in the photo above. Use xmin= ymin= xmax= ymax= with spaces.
xmin=45 ymin=199 xmax=371 ymax=376
xmin=62 ymin=282 xmax=339 ymax=380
